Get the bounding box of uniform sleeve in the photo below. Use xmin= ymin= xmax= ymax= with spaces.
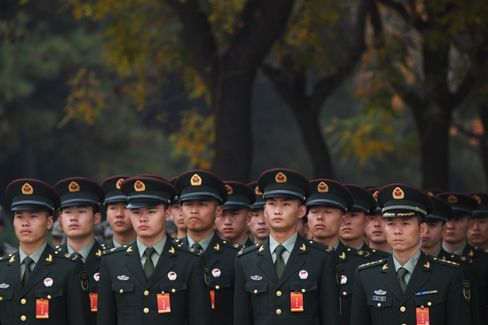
xmin=188 ymin=256 xmax=211 ymax=325
xmin=350 ymin=270 xmax=371 ymax=325
xmin=66 ymin=260 xmax=90 ymax=325
xmin=446 ymin=268 xmax=471 ymax=325
xmin=233 ymin=256 xmax=253 ymax=325
xmin=96 ymin=256 xmax=116 ymax=325
xmin=319 ymin=254 xmax=339 ymax=325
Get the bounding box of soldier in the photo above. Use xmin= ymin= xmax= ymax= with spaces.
xmin=469 ymin=193 xmax=488 ymax=250
xmin=351 ymin=184 xmax=469 ymax=325
xmin=97 ymin=176 xmax=209 ymax=325
xmin=169 ymin=177 xmax=186 ymax=240
xmin=54 ymin=177 xmax=106 ymax=325
xmin=364 ymin=188 xmax=391 ymax=253
xmin=420 ymin=196 xmax=450 ymax=257
xmin=101 ymin=176 xmax=136 ymax=248
xmin=0 ymin=178 xmax=89 ymax=325
xmin=234 ymin=168 xmax=339 ymax=325
xmin=174 ymin=170 xmax=240 ymax=325
xmin=247 ymin=182 xmax=269 ymax=245
xmin=215 ymin=181 xmax=255 ymax=247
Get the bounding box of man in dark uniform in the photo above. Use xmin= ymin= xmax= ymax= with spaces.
xmin=54 ymin=177 xmax=106 ymax=325
xmin=101 ymin=176 xmax=136 ymax=249
xmin=215 ymin=181 xmax=255 ymax=247
xmin=437 ymin=192 xmax=488 ymax=323
xmin=0 ymin=178 xmax=89 ymax=325
xmin=351 ymin=184 xmax=469 ymax=325
xmin=420 ymin=195 xmax=450 ymax=257
xmin=247 ymin=182 xmax=269 ymax=245
xmin=174 ymin=170 xmax=240 ymax=325
xmin=97 ymin=175 xmax=209 ymax=325
xmin=469 ymin=193 xmax=488 ymax=250
xmin=365 ymin=188 xmax=391 ymax=254
xmin=234 ymin=168 xmax=339 ymax=325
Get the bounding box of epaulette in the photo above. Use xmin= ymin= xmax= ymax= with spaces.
xmin=220 ymin=240 xmax=242 ymax=250
xmin=53 ymin=252 xmax=79 ymax=263
xmin=432 ymin=257 xmax=460 ymax=268
xmin=474 ymin=246 xmax=488 ymax=255
xmin=0 ymin=253 xmax=13 ymax=262
xmin=237 ymin=244 xmax=260 ymax=256
xmin=306 ymin=240 xmax=335 ymax=254
xmin=173 ymin=238 xmax=183 ymax=245
xmin=370 ymin=249 xmax=390 ymax=258
xmin=357 ymin=259 xmax=385 ymax=270
xmin=173 ymin=244 xmax=202 ymax=256
xmin=54 ymin=245 xmax=63 ymax=251
xmin=102 ymin=245 xmax=128 ymax=256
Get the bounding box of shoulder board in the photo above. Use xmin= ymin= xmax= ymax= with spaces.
xmin=172 ymin=238 xmax=183 ymax=245
xmin=0 ymin=253 xmax=13 ymax=262
xmin=220 ymin=240 xmax=241 ymax=250
xmin=102 ymin=245 xmax=128 ymax=256
xmin=358 ymin=259 xmax=386 ymax=270
xmin=173 ymin=244 xmax=201 ymax=256
xmin=238 ymin=244 xmax=260 ymax=256
xmin=370 ymin=249 xmax=390 ymax=258
xmin=474 ymin=246 xmax=488 ymax=255
xmin=53 ymin=252 xmax=78 ymax=262
xmin=432 ymin=257 xmax=460 ymax=268
xmin=306 ymin=240 xmax=334 ymax=254
xmin=54 ymin=245 xmax=65 ymax=252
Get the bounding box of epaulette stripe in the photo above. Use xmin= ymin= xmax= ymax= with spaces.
xmin=358 ymin=259 xmax=385 ymax=270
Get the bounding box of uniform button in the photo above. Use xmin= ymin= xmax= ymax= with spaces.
xmin=20 ymin=298 xmax=26 ymax=304
xmin=342 ymin=291 xmax=347 ymax=296
xmin=144 ymin=290 xmax=149 ymax=296
xmin=47 ymin=295 xmax=52 ymax=300
xmin=275 ymin=308 xmax=282 ymax=315
xmin=377 ymin=303 xmax=381 ymax=307
xmin=143 ymin=307 xmax=149 ymax=314
xmin=0 ymin=297 xmax=3 ymax=302
xmin=427 ymin=301 xmax=432 ymax=306
xmin=215 ymin=285 xmax=220 ymax=290
xmin=171 ymin=289 xmax=176 ymax=293
xmin=119 ymin=289 xmax=124 ymax=294
xmin=301 ymin=289 xmax=306 ymax=293
xmin=20 ymin=315 xmax=27 ymax=321
xmin=400 ymin=306 xmax=406 ymax=312
xmin=253 ymin=289 xmax=258 ymax=294
xmin=276 ymin=291 xmax=282 ymax=297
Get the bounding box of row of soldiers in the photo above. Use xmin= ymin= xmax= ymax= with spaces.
xmin=0 ymin=168 xmax=487 ymax=325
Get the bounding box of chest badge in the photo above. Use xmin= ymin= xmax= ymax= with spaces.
xmin=43 ymin=277 xmax=53 ymax=287
xmin=374 ymin=289 xmax=387 ymax=295
xmin=250 ymin=275 xmax=262 ymax=281
xmin=93 ymin=272 xmax=100 ymax=282
xmin=117 ymin=275 xmax=129 ymax=281
xmin=168 ymin=271 xmax=177 ymax=281
xmin=0 ymin=283 xmax=9 ymax=289
xmin=299 ymin=270 xmax=308 ymax=280
xmin=211 ymin=268 xmax=221 ymax=278
xmin=341 ymin=275 xmax=347 ymax=284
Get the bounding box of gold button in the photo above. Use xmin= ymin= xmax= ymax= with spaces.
xmin=119 ymin=289 xmax=124 ymax=294
xmin=276 ymin=308 xmax=282 ymax=315
xmin=143 ymin=307 xmax=149 ymax=314
xmin=171 ymin=288 xmax=176 ymax=293
xmin=276 ymin=291 xmax=282 ymax=297
xmin=377 ymin=303 xmax=381 ymax=307
xmin=427 ymin=301 xmax=432 ymax=306
xmin=215 ymin=285 xmax=220 ymax=290
xmin=20 ymin=298 xmax=26 ymax=304
xmin=144 ymin=290 xmax=149 ymax=296
xmin=253 ymin=289 xmax=258 ymax=294
xmin=47 ymin=295 xmax=52 ymax=300
xmin=400 ymin=306 xmax=406 ymax=312
xmin=342 ymin=291 xmax=347 ymax=296
xmin=301 ymin=289 xmax=306 ymax=293
xmin=21 ymin=315 xmax=27 ymax=321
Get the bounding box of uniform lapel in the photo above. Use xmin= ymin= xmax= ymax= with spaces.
xmin=6 ymin=252 xmax=22 ymax=290
xmin=147 ymin=240 xmax=176 ymax=288
xmin=402 ymin=252 xmax=430 ymax=302
xmin=202 ymin=234 xmax=221 ymax=270
xmin=256 ymin=239 xmax=278 ymax=284
xmin=84 ymin=241 xmax=103 ymax=275
xmin=21 ymin=245 xmax=53 ymax=296
xmin=124 ymin=243 xmax=146 ymax=286
xmin=381 ymin=256 xmax=403 ymax=301
xmin=276 ymin=235 xmax=306 ymax=288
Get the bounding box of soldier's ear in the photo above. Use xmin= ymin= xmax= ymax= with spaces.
xmin=215 ymin=205 xmax=223 ymax=218
xmin=46 ymin=215 xmax=54 ymax=230
xmin=93 ymin=212 xmax=102 ymax=225
xmin=298 ymin=204 xmax=307 ymax=219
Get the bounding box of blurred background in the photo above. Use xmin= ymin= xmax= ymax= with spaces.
xmin=1 ymin=0 xmax=487 ymax=242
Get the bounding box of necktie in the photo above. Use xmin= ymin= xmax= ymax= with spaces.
xmin=191 ymin=242 xmax=203 ymax=253
xmin=22 ymin=257 xmax=34 ymax=287
xmin=143 ymin=247 xmax=156 ymax=280
xmin=274 ymin=245 xmax=286 ymax=279
xmin=397 ymin=267 xmax=408 ymax=294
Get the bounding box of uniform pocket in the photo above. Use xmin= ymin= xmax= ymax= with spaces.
xmin=289 ymin=281 xmax=318 ymax=293
xmin=413 ymin=293 xmax=444 ymax=308
xmin=245 ymin=282 xmax=268 ymax=295
xmin=0 ymin=289 xmax=13 ymax=302
xmin=34 ymin=288 xmax=64 ymax=299
xmin=159 ymin=282 xmax=188 ymax=294
xmin=367 ymin=295 xmax=393 ymax=309
xmin=111 ymin=282 xmax=135 ymax=295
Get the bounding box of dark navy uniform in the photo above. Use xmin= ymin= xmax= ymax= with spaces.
xmin=235 ymin=235 xmax=338 ymax=325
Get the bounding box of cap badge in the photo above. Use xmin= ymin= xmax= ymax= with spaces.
xmin=68 ymin=181 xmax=80 ymax=192
xmin=191 ymin=174 xmax=202 ymax=186
xmin=255 ymin=185 xmax=263 ymax=196
xmin=317 ymin=181 xmax=329 ymax=193
xmin=447 ymin=194 xmax=458 ymax=204
xmin=116 ymin=178 xmax=125 ymax=190
xmin=21 ymin=183 xmax=34 ymax=195
xmin=134 ymin=180 xmax=145 ymax=192
xmin=392 ymin=187 xmax=404 ymax=200
xmin=225 ymin=184 xmax=233 ymax=195
xmin=275 ymin=172 xmax=287 ymax=183
xmin=473 ymin=194 xmax=481 ymax=205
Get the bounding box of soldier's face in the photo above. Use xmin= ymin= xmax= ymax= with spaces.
xmin=307 ymin=206 xmax=342 ymax=240
xmin=248 ymin=209 xmax=270 ymax=241
xmin=170 ymin=204 xmax=186 ymax=231
xmin=443 ymin=216 xmax=469 ymax=244
xmin=468 ymin=217 xmax=488 ymax=248
xmin=106 ymin=203 xmax=132 ymax=234
xmin=365 ymin=214 xmax=387 ymax=243
xmin=216 ymin=209 xmax=250 ymax=242
xmin=59 ymin=206 xmax=101 ymax=240
xmin=385 ymin=217 xmax=421 ymax=253
xmin=181 ymin=200 xmax=222 ymax=233
xmin=420 ymin=221 xmax=444 ymax=249
xmin=129 ymin=205 xmax=166 ymax=240
xmin=264 ymin=198 xmax=306 ymax=233
xmin=340 ymin=211 xmax=367 ymax=241
xmin=13 ymin=210 xmax=53 ymax=246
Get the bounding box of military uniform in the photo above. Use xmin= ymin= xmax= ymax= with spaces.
xmin=0 ymin=178 xmax=90 ymax=325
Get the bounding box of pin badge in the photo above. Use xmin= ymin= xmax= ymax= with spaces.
xmin=0 ymin=283 xmax=9 ymax=289
xmin=93 ymin=272 xmax=100 ymax=282
xmin=374 ymin=289 xmax=387 ymax=295
xmin=117 ymin=275 xmax=129 ymax=281
xmin=44 ymin=277 xmax=53 ymax=287
xmin=250 ymin=275 xmax=262 ymax=281
xmin=212 ymin=268 xmax=221 ymax=278
xmin=341 ymin=275 xmax=347 ymax=284
xmin=168 ymin=271 xmax=177 ymax=281
xmin=299 ymin=270 xmax=308 ymax=280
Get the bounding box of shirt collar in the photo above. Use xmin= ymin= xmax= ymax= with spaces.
xmin=67 ymin=241 xmax=95 ymax=262
xmin=187 ymin=233 xmax=214 ymax=251
xmin=19 ymin=241 xmax=47 ymax=265
xmin=393 ymin=249 xmax=421 ymax=274
xmin=442 ymin=241 xmax=466 ymax=256
xmin=113 ymin=239 xmax=122 ymax=248
xmin=137 ymin=237 xmax=166 ymax=258
xmin=269 ymin=232 xmax=298 ymax=254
